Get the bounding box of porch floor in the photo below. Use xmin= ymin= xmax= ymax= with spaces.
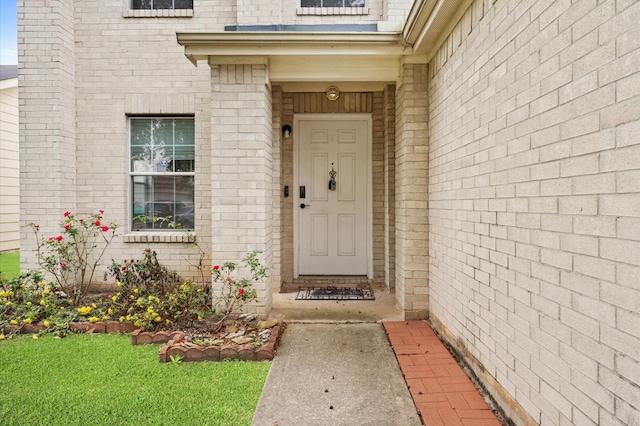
xmin=269 ymin=283 xmax=404 ymax=322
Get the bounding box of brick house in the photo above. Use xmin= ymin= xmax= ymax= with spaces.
xmin=18 ymin=0 xmax=639 ymax=425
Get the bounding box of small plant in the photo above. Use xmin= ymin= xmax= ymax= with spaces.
xmin=0 ymin=270 xmax=77 ymax=337
xmin=211 ymin=251 xmax=267 ymax=332
xmin=108 ymin=249 xmax=182 ymax=297
xmin=30 ymin=210 xmax=119 ymax=304
xmin=100 ymin=249 xmax=210 ymax=331
xmin=133 ymin=214 xmax=208 ymax=285
xmin=169 ymin=353 xmax=183 ymax=364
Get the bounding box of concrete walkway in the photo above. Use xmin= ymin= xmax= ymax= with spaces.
xmin=252 ymin=320 xmax=505 ymax=426
xmin=252 ymin=323 xmax=422 ymax=426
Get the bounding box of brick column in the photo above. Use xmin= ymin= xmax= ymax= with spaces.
xmin=210 ymin=61 xmax=273 ymax=315
xmin=395 ymin=62 xmax=429 ymax=319
xmin=18 ymin=0 xmax=77 ymax=270
xmin=383 ymin=85 xmax=397 ymax=290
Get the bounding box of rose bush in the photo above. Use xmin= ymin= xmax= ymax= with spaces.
xmin=30 ymin=210 xmax=118 ymax=304
xmin=210 ymin=250 xmax=266 ymax=332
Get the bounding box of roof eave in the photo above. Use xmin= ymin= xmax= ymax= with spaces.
xmin=402 ymin=0 xmax=472 ymax=59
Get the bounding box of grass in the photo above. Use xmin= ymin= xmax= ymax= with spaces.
xmin=0 ymin=333 xmax=270 ymax=425
xmin=0 ymin=251 xmax=20 ymax=280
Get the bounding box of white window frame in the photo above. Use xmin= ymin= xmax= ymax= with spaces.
xmin=128 ymin=116 xmax=195 ymax=234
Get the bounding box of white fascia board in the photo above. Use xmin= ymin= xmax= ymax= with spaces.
xmin=402 ymin=0 xmax=470 ymax=59
xmin=177 ymin=31 xmax=412 ymax=64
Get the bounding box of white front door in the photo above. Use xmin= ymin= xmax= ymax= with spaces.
xmin=295 ymin=115 xmax=370 ymax=276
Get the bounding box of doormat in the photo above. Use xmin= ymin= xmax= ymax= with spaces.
xmin=295 ymin=286 xmax=375 ymax=301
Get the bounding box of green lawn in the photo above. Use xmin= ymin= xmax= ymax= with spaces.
xmin=0 ymin=333 xmax=270 ymax=425
xmin=0 ymin=251 xmax=20 ymax=280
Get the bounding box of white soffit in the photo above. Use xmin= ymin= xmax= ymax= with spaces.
xmin=402 ymin=0 xmax=471 ymax=59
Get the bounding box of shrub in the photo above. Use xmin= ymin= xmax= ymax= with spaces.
xmin=30 ymin=210 xmax=119 ymax=304
xmin=211 ymin=251 xmax=266 ymax=331
xmin=95 ymin=249 xmax=210 ymax=331
xmin=0 ymin=271 xmax=77 ymax=337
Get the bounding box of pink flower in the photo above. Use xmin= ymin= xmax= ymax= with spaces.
xmin=64 ymin=224 xmax=70 ymax=230
xmin=64 ymin=211 xmax=71 ymax=217
xmin=48 ymin=237 xmax=54 ymax=242
xmin=34 ymin=225 xmax=40 ymax=230
xmin=55 ymin=235 xmax=63 ymax=241
xmin=101 ymin=226 xmax=109 ymax=232
xmin=60 ymin=262 xmax=66 ymax=268
xmin=94 ymin=220 xmax=101 ymax=226
xmin=238 ymin=288 xmax=245 ymax=296
xmin=99 ymin=210 xmax=104 ymax=214
xmin=213 ymin=265 xmax=219 ymax=271
xmin=79 ymin=218 xmax=84 ymax=223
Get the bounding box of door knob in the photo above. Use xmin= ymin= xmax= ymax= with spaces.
xmin=300 ymin=203 xmax=310 ymax=209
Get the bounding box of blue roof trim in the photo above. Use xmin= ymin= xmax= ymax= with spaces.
xmin=224 ymin=24 xmax=378 ymax=32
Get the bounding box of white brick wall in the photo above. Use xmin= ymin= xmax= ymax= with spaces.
xmin=428 ymin=0 xmax=640 ymax=425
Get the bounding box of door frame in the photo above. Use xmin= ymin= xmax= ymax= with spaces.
xmin=293 ymin=113 xmax=373 ymax=279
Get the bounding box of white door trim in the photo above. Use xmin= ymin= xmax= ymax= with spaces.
xmin=293 ymin=113 xmax=373 ymax=279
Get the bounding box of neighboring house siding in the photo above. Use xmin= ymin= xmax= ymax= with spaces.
xmin=0 ymin=76 xmax=19 ymax=253
xmin=427 ymin=0 xmax=640 ymax=425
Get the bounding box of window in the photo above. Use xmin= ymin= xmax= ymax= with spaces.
xmin=300 ymin=0 xmax=364 ymax=6
xmin=130 ymin=117 xmax=195 ymax=231
xmin=132 ymin=0 xmax=193 ymax=10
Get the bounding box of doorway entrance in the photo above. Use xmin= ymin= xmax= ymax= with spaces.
xmin=294 ymin=114 xmax=372 ymax=278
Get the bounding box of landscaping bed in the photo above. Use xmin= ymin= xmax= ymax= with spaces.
xmin=1 ymin=318 xmax=285 ymax=363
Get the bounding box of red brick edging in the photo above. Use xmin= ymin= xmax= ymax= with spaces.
xmin=1 ymin=321 xmax=137 ymax=335
xmin=157 ymin=319 xmax=284 ymax=363
xmin=2 ymin=319 xmax=285 ymax=363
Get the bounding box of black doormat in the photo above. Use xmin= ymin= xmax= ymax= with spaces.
xmin=295 ymin=286 xmax=375 ymax=301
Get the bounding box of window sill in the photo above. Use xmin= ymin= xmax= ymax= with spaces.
xmin=123 ymin=9 xmax=194 ymax=18
xmin=124 ymin=232 xmax=195 ymax=243
xmin=297 ymin=7 xmax=369 ymax=15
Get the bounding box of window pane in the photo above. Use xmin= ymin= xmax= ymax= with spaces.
xmin=323 ymin=0 xmax=343 ymax=6
xmin=131 ymin=175 xmax=194 ymax=230
xmin=174 ymin=0 xmax=193 ymax=8
xmin=347 ymin=0 xmax=365 ymax=6
xmin=132 ymin=0 xmax=152 ymax=9
xmin=300 ymin=0 xmax=322 ymax=6
xmin=130 ymin=118 xmax=194 ymax=173
xmin=154 ymin=0 xmax=173 ymax=9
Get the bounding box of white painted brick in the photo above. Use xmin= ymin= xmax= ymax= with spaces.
xmin=560 ymin=233 xmax=599 ymax=256
xmin=573 ymin=255 xmax=616 ymax=281
xmin=599 ymin=194 xmax=640 ymax=218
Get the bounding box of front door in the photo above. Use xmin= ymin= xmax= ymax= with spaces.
xmin=295 ymin=115 xmax=370 ymax=276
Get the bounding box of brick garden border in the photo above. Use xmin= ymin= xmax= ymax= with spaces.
xmin=157 ymin=319 xmax=284 ymax=363
xmin=1 ymin=321 xmax=137 ymax=335
xmin=1 ymin=319 xmax=284 ymax=363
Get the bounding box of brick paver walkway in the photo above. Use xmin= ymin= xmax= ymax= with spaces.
xmin=384 ymin=321 xmax=502 ymax=426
